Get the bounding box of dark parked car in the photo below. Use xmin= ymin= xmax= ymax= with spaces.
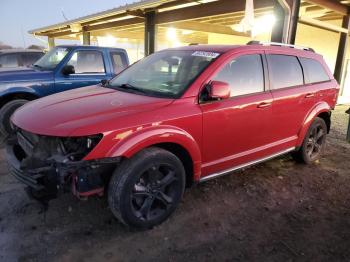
xmin=0 ymin=49 xmax=44 ymax=69
xmin=6 ymin=42 xmax=339 ymax=229
xmin=0 ymin=45 xmax=129 ymax=137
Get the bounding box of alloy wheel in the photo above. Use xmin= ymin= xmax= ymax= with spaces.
xmin=131 ymin=164 xmax=179 ymax=222
xmin=305 ymin=123 xmax=326 ymax=161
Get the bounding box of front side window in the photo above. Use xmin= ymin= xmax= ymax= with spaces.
xmin=67 ymin=50 xmax=105 ymax=74
xmin=299 ymin=57 xmax=330 ymax=84
xmin=267 ymin=54 xmax=304 ymax=89
xmin=108 ymin=50 xmax=220 ymax=98
xmin=33 ymin=47 xmax=69 ymax=70
xmin=0 ymin=54 xmax=18 ymax=68
xmin=213 ymin=54 xmax=264 ymax=97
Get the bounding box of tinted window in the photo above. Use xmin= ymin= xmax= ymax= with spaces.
xmin=67 ymin=50 xmax=105 ymax=74
xmin=110 ymin=52 xmax=127 ymax=74
xmin=22 ymin=53 xmax=43 ymax=66
xmin=267 ymin=55 xmax=303 ymax=89
xmin=0 ymin=54 xmax=18 ymax=68
xmin=299 ymin=57 xmax=330 ymax=84
xmin=213 ymin=54 xmax=264 ymax=97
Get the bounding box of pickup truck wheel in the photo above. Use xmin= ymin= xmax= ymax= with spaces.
xmin=108 ymin=147 xmax=186 ymax=229
xmin=293 ymin=117 xmax=327 ymax=164
xmin=0 ymin=99 xmax=28 ymax=137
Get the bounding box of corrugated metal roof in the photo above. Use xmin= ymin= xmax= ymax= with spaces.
xmin=29 ymin=0 xmax=175 ymax=34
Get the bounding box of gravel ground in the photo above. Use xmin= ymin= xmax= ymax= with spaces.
xmin=0 ymin=105 xmax=349 ymax=262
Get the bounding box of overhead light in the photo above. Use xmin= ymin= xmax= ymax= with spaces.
xmin=232 ymin=13 xmax=276 ymax=37
xmin=251 ymin=14 xmax=276 ymax=37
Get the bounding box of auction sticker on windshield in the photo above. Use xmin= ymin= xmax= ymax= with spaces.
xmin=191 ymin=51 xmax=220 ymax=59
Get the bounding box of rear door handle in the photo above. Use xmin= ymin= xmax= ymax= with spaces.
xmin=257 ymin=102 xmax=272 ymax=108
xmin=305 ymin=93 xmax=315 ymax=98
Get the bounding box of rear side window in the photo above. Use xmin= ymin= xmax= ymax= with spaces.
xmin=267 ymin=55 xmax=303 ymax=89
xmin=213 ymin=54 xmax=264 ymax=97
xmin=299 ymin=57 xmax=330 ymax=84
xmin=110 ymin=52 xmax=128 ymax=74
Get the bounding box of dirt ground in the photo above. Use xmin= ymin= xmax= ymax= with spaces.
xmin=1 ymin=105 xmax=350 ymax=262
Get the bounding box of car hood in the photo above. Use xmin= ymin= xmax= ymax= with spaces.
xmin=0 ymin=67 xmax=53 ymax=83
xmin=12 ymin=85 xmax=174 ymax=137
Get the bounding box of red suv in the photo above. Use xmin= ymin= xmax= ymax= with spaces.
xmin=6 ymin=42 xmax=339 ymax=228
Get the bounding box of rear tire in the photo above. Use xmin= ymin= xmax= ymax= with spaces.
xmin=108 ymin=147 xmax=186 ymax=229
xmin=0 ymin=99 xmax=28 ymax=137
xmin=293 ymin=117 xmax=327 ymax=164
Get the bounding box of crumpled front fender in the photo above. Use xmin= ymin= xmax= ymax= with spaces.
xmin=86 ymin=125 xmax=202 ymax=181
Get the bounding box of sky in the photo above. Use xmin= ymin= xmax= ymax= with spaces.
xmin=0 ymin=0 xmax=136 ymax=48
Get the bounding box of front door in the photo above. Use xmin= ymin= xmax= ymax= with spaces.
xmin=55 ymin=49 xmax=108 ymax=93
xmin=200 ymin=53 xmax=273 ymax=177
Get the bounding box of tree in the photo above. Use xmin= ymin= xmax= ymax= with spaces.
xmin=0 ymin=41 xmax=12 ymax=50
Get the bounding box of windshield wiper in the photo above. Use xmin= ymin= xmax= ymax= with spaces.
xmin=114 ymin=83 xmax=148 ymax=94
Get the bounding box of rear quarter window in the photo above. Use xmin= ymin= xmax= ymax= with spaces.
xmin=267 ymin=54 xmax=304 ymax=90
xmin=299 ymin=57 xmax=330 ymax=84
xmin=110 ymin=52 xmax=128 ymax=74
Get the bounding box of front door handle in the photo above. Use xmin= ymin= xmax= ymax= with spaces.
xmin=305 ymin=93 xmax=315 ymax=98
xmin=257 ymin=102 xmax=272 ymax=108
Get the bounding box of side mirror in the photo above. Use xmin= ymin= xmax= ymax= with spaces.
xmin=209 ymin=81 xmax=230 ymax=100
xmin=101 ymin=79 xmax=109 ymax=86
xmin=61 ymin=65 xmax=75 ymax=75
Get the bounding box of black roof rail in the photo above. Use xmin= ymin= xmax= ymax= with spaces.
xmin=247 ymin=41 xmax=315 ymax=52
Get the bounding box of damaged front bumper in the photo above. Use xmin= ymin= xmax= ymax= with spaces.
xmin=6 ymin=129 xmax=120 ymax=200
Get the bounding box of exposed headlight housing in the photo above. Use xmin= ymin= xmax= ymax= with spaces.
xmin=59 ymin=134 xmax=103 ymax=161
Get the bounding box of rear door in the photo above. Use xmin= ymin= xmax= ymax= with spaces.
xmin=299 ymin=57 xmax=336 ymax=107
xmin=55 ymin=49 xmax=108 ymax=92
xmin=266 ymin=52 xmax=317 ymax=146
xmin=200 ymin=52 xmax=274 ymax=176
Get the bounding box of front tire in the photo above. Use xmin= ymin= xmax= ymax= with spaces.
xmin=108 ymin=147 xmax=186 ymax=229
xmin=0 ymin=99 xmax=28 ymax=137
xmin=293 ymin=117 xmax=327 ymax=164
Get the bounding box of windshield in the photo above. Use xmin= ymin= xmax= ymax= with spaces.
xmin=108 ymin=50 xmax=220 ymax=98
xmin=33 ymin=47 xmax=69 ymax=70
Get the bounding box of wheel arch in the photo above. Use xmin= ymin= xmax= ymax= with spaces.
xmin=151 ymin=142 xmax=195 ymax=187
xmin=296 ymin=101 xmax=332 ymax=146
xmin=0 ymin=91 xmax=39 ymax=108
xmin=104 ymin=126 xmax=202 ymax=184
